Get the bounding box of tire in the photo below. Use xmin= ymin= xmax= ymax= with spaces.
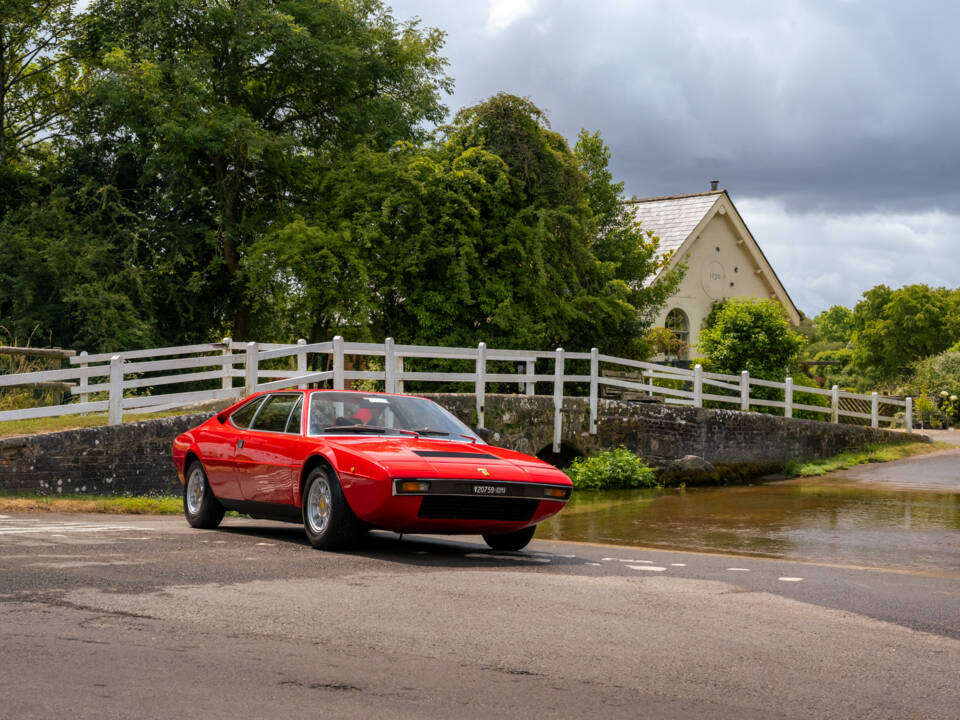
xmin=482 ymin=525 xmax=537 ymax=552
xmin=301 ymin=465 xmax=361 ymax=550
xmin=184 ymin=460 xmax=225 ymax=529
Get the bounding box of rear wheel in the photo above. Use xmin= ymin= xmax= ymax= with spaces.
xmin=302 ymin=465 xmax=361 ymax=550
xmin=482 ymin=525 xmax=537 ymax=551
xmin=184 ymin=460 xmax=225 ymax=529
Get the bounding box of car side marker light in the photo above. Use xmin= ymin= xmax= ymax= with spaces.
xmin=544 ymin=487 xmax=569 ymax=499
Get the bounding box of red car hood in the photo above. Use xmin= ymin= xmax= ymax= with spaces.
xmin=323 ymin=437 xmax=568 ymax=484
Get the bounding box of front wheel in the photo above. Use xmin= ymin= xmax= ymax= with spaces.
xmin=184 ymin=460 xmax=225 ymax=529
xmin=482 ymin=525 xmax=537 ymax=551
xmin=301 ymin=466 xmax=361 ymax=550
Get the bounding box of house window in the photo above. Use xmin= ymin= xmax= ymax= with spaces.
xmin=665 ymin=308 xmax=689 ymax=358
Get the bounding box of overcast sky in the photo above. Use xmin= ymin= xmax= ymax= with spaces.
xmin=388 ymin=0 xmax=959 ymax=316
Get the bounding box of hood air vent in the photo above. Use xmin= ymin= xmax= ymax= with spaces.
xmin=413 ymin=450 xmax=498 ymax=459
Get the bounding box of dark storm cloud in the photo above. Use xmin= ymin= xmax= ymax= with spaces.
xmin=393 ymin=0 xmax=960 ymax=213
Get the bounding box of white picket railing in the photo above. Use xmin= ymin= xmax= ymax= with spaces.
xmin=0 ymin=336 xmax=913 ymax=449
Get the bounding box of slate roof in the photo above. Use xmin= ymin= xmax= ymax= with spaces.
xmin=626 ymin=190 xmax=723 ymax=256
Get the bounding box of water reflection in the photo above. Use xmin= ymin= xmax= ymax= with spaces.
xmin=538 ymin=483 xmax=960 ymax=571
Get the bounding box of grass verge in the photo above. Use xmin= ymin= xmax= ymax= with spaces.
xmin=784 ymin=441 xmax=953 ymax=478
xmin=0 ymin=494 xmax=183 ymax=514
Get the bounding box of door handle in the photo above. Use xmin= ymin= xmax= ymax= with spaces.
xmin=236 ymin=439 xmax=244 ymax=449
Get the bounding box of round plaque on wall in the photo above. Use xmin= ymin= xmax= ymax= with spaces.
xmin=701 ymin=260 xmax=725 ymax=299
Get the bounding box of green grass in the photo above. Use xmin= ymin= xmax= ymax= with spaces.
xmin=0 ymin=493 xmax=183 ymax=514
xmin=784 ymin=441 xmax=952 ymax=478
xmin=0 ymin=408 xmax=210 ymax=439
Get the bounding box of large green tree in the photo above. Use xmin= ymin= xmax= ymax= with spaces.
xmin=698 ymin=297 xmax=806 ymax=379
xmin=246 ymin=94 xmax=681 ymax=353
xmin=73 ymin=0 xmax=451 ymax=341
xmin=851 ymin=284 xmax=960 ymax=383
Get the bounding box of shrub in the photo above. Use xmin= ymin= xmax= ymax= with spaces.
xmin=565 ymin=447 xmax=658 ymax=490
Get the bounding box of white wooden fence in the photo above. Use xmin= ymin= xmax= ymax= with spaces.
xmin=0 ymin=337 xmax=913 ymax=450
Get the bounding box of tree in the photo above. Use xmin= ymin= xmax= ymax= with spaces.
xmin=71 ymin=0 xmax=451 ymax=341
xmin=851 ymin=284 xmax=960 ymax=383
xmin=698 ymin=297 xmax=806 ymax=379
xmin=814 ymin=305 xmax=855 ymax=344
xmin=0 ymin=0 xmax=78 ymax=168
xmin=257 ymin=94 xmax=682 ymax=353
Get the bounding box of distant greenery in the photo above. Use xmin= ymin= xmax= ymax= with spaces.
xmin=851 ymin=284 xmax=960 ymax=384
xmin=813 ymin=305 xmax=855 ymax=344
xmin=565 ymin=447 xmax=658 ymax=490
xmin=784 ymin=442 xmax=947 ymax=478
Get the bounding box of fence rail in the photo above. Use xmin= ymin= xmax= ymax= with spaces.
xmin=0 ymin=337 xmax=914 ymax=450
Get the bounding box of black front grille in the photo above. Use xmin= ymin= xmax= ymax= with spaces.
xmin=417 ymin=496 xmax=539 ymax=521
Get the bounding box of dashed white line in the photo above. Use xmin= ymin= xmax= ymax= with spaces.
xmin=727 ymin=568 xmax=750 ymax=572
xmin=255 ymin=542 xmax=275 ymax=547
xmin=670 ymin=563 xmax=687 ymax=567
xmin=628 ymin=565 xmax=667 ymax=572
xmin=586 ymin=562 xmax=601 ymax=566
xmin=779 ymin=577 xmax=804 ymax=582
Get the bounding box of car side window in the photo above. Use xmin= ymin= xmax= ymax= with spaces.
xmin=251 ymin=394 xmax=301 ymax=433
xmin=230 ymin=397 xmax=265 ymax=428
xmin=284 ymin=396 xmax=303 ymax=434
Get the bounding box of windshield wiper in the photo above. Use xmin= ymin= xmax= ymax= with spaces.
xmin=322 ymin=425 xmax=419 ymax=437
xmin=414 ymin=428 xmax=451 ymax=436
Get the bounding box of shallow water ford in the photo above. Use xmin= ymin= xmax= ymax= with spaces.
xmin=538 ymin=481 xmax=960 ymax=572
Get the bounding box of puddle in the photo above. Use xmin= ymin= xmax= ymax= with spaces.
xmin=538 ymin=482 xmax=960 ymax=572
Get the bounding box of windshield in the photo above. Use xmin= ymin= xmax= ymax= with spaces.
xmin=307 ymin=391 xmax=481 ymax=441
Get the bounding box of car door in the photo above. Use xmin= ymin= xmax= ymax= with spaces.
xmin=195 ymin=395 xmax=266 ymax=500
xmin=235 ymin=393 xmax=304 ymax=506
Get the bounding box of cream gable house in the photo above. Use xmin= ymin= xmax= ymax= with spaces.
xmin=628 ymin=189 xmax=799 ymax=358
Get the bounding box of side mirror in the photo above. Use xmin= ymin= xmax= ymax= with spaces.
xmin=474 ymin=426 xmax=491 ymax=442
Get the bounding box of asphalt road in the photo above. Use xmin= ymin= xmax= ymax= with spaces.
xmin=1 ymin=512 xmax=958 ymax=720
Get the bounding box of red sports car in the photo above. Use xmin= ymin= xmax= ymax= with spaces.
xmin=172 ymin=389 xmax=572 ymax=551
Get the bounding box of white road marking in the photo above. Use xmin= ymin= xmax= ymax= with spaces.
xmin=587 ymin=562 xmax=601 ymax=566
xmin=0 ymin=514 xmax=10 ymax=519
xmin=603 ymin=558 xmax=654 ymax=563
xmin=727 ymin=568 xmax=750 ymax=572
xmin=779 ymin=577 xmax=804 ymax=582
xmin=0 ymin=521 xmax=153 ymax=536
xmin=465 ymin=553 xmax=551 ymax=563
xmin=628 ymin=565 xmax=667 ymax=572
xmin=255 ymin=542 xmax=275 ymax=547
xmin=671 ymin=563 xmax=687 ymax=567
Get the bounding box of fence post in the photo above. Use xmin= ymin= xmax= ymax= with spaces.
xmin=553 ymin=348 xmax=564 ymax=452
xmin=525 ymin=359 xmax=535 ymax=396
xmin=79 ymin=351 xmax=89 ymax=405
xmin=831 ymin=385 xmax=839 ymax=423
xmin=245 ymin=342 xmax=258 ymax=395
xmin=296 ymin=338 xmax=308 ymax=389
xmin=589 ymin=347 xmax=599 ymax=435
xmin=476 ymin=342 xmax=487 ymax=428
xmin=905 ymin=396 xmax=913 ymax=433
xmin=871 ymin=392 xmax=879 ymax=428
xmin=395 ymin=352 xmax=405 ymax=394
xmin=108 ymin=355 xmax=123 ymax=426
xmin=784 ymin=377 xmax=793 ymax=418
xmin=693 ymin=364 xmax=703 ymax=408
xmin=333 ymin=335 xmax=344 ymax=390
xmin=385 ymin=337 xmax=396 ymax=394
xmin=221 ymin=337 xmax=232 ymax=391
xmin=740 ymin=370 xmax=749 ymax=412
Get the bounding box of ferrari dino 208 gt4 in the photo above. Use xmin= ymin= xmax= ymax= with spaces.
xmin=172 ymin=389 xmax=572 ymax=551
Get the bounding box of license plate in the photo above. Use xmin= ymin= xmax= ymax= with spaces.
xmin=473 ymin=485 xmax=506 ymax=495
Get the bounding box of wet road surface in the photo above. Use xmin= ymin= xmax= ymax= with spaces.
xmin=1 ymin=512 xmax=958 ymax=719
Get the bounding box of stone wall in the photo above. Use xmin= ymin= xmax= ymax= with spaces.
xmin=0 ymin=394 xmax=921 ymax=495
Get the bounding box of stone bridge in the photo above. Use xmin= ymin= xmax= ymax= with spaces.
xmin=429 ymin=394 xmax=916 ymax=470
xmin=0 ymin=393 xmax=918 ymax=496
